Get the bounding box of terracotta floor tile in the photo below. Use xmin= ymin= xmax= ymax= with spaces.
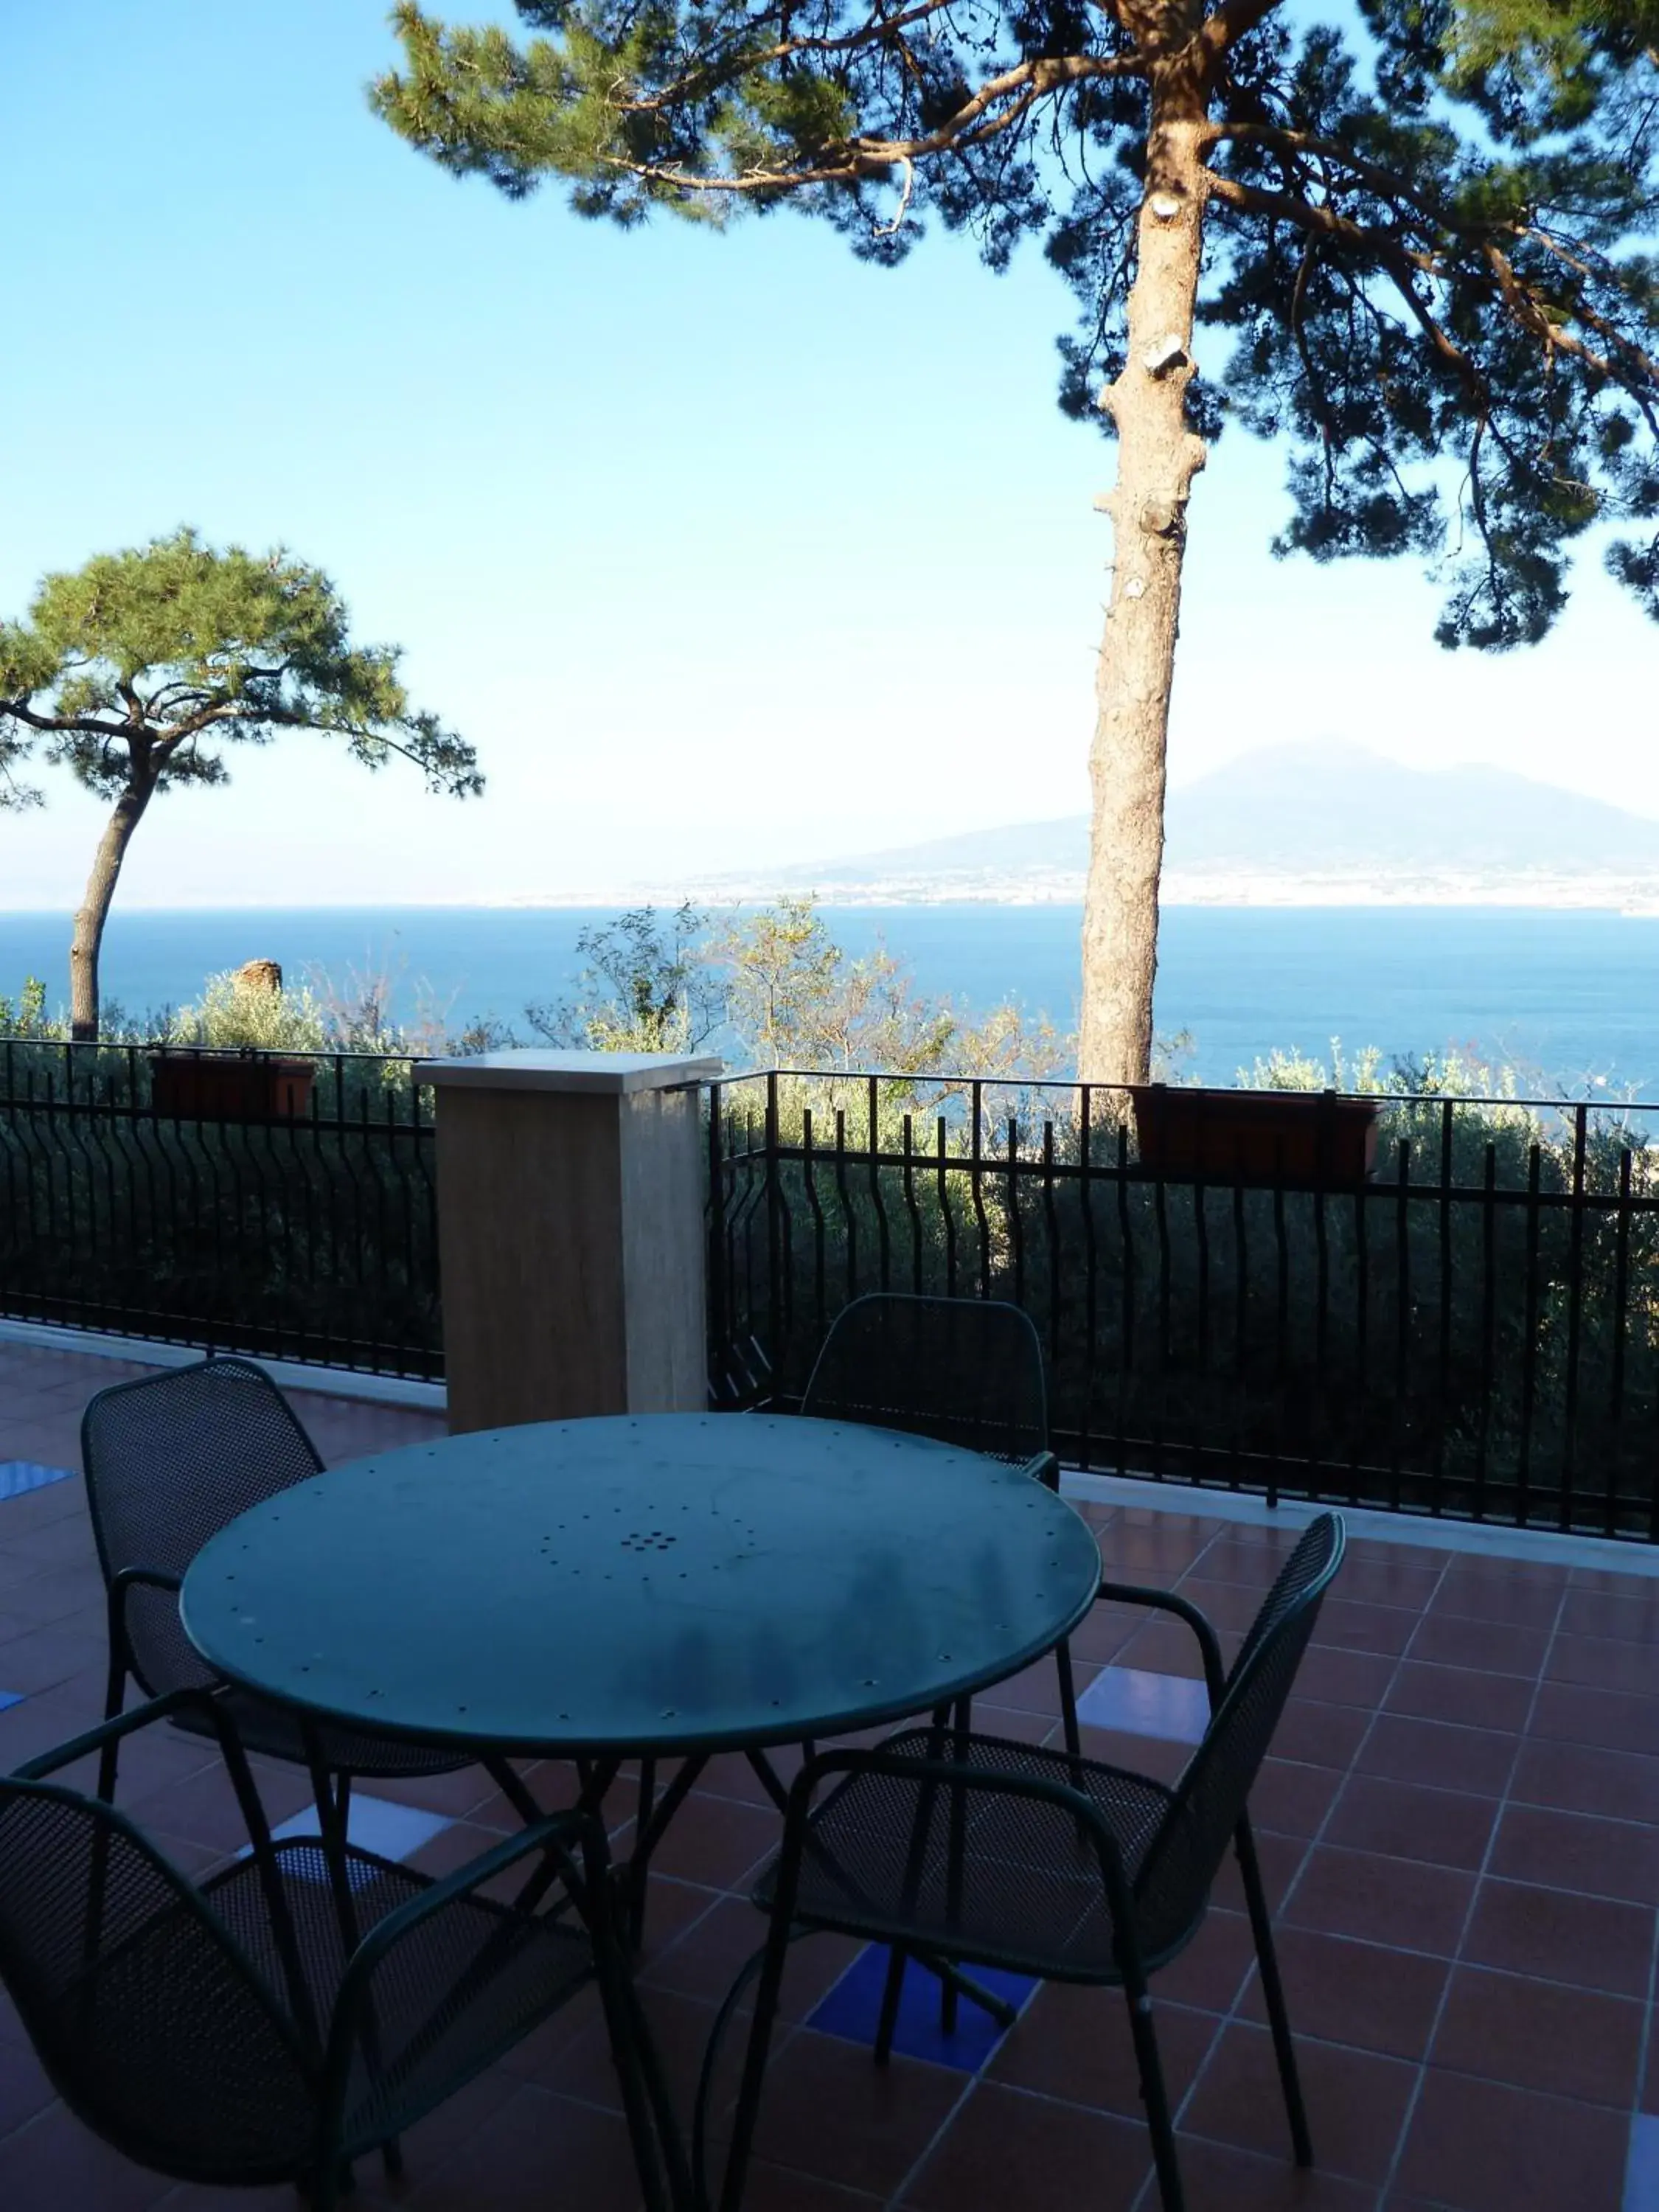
xmin=1382 ymin=1660 xmax=1536 ymax=1733
xmin=1461 ymin=1874 xmax=1654 ymax=1996
xmin=1427 ymin=1962 xmax=1644 ymax=2107
xmin=1326 ymin=1553 xmax=1444 ymax=1610
xmin=901 ymin=2081 xmax=1147 ymax=2212
xmin=1167 ymin=1576 xmax=1276 ymax=1637
xmin=1180 ymin=2020 xmax=1416 ymax=2185
xmin=0 ymin=1624 xmax=105 ymax=1698
xmin=1066 ymin=1599 xmax=1152 ymax=1664
xmin=1428 ymin=1564 xmax=1565 ymax=1628
xmin=1250 ymin=1759 xmax=1345 ymax=1840
xmin=1272 ymin=1701 xmax=1369 ymax=1771
xmin=1115 ymin=1616 xmax=1212 ymax=1680
xmin=729 ymin=2166 xmax=881 ymax=2210
xmin=1310 ymin=1597 xmax=1421 ymax=1659
xmin=987 ymin=1979 xmax=1221 ymax=2115
xmin=0 ymin=2033 xmax=57 ymax=2140
xmin=1508 ymin=1735 xmax=1659 ymax=1823
xmin=0 ymin=2101 xmax=173 ymax=2212
xmin=403 ymin=2081 xmax=652 ymax=2211
xmin=1560 ymin=1585 xmax=1659 ymax=1642
xmin=1208 ymin=1831 xmax=1308 ymax=1921
xmin=1234 ymin=1927 xmax=1450 ymax=2061
xmin=1529 ymin=1679 xmax=1659 ymax=1759
xmin=641 ymin=1896 xmax=860 ymax=2025
xmin=1394 ymin=2066 xmax=1630 ymax=2211
xmin=1163 ymin=2134 xmax=1380 ymax=2210
xmin=1186 ymin=1537 xmax=1298 ymax=1591
xmin=1322 ymin=1775 xmax=1498 ymax=1872
xmin=1290 ymin=1646 xmax=1397 ymax=1711
xmin=1405 ymin=1610 xmax=1550 ymax=1677
xmin=1283 ymin=1844 xmax=1475 ymax=1956
xmin=1545 ymin=1630 xmax=1659 ymax=1696
xmin=1351 ymin=1712 xmax=1517 ymax=1797
xmin=633 ymin=1792 xmax=783 ymax=1891
xmin=745 ymin=2027 xmax=966 ymax=2199
xmin=1154 ymin=1907 xmax=1260 ymax=2012
xmin=1488 ymin=1800 xmax=1659 ymax=1905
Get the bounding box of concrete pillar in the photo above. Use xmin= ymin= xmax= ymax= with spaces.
xmin=413 ymin=1051 xmax=722 ymax=1434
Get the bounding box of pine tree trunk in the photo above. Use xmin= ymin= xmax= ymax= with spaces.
xmin=1078 ymin=70 xmax=1211 ymax=1090
xmin=69 ymin=782 xmax=152 ymax=1041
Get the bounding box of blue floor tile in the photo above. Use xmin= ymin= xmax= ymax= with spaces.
xmin=808 ymin=1943 xmax=1037 ymax=2071
xmin=240 ymin=1795 xmax=457 ymax=1889
xmin=1625 ymin=2115 xmax=1659 ymax=2212
xmin=0 ymin=1461 xmax=74 ymax=1502
xmin=1076 ymin=1666 xmax=1209 ymax=1744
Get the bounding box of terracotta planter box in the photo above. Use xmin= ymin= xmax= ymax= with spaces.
xmin=1130 ymin=1084 xmax=1381 ymax=1189
xmin=149 ymin=1052 xmax=316 ymax=1123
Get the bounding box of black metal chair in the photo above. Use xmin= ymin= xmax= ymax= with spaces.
xmin=709 ymin=1512 xmax=1346 ymax=2212
xmin=799 ymin=1292 xmax=1079 ymax=1757
xmin=0 ymin=1691 xmax=678 ymax=2211
xmin=80 ymin=1357 xmax=497 ymax=1830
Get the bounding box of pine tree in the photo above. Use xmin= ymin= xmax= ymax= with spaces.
xmin=0 ymin=529 xmax=481 ymax=1039
xmin=373 ymin=0 xmax=1659 ymax=1083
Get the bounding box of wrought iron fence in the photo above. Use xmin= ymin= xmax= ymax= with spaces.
xmin=0 ymin=1040 xmax=439 ymax=1378
xmin=706 ymin=1068 xmax=1659 ymax=1541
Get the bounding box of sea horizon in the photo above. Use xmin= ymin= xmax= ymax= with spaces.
xmin=5 ymin=901 xmax=1659 ymax=1096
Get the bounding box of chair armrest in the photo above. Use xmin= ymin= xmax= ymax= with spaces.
xmin=1093 ymin=1580 xmax=1228 ymax=1708
xmin=106 ymin=1562 xmax=184 ymax=1651
xmin=13 ymin=1684 xmax=231 ymax=1779
xmin=322 ymin=1809 xmax=609 ymax=2101
xmin=1018 ymin=1450 xmax=1062 ymax=1493
xmin=785 ymin=1742 xmax=1143 ymax=1933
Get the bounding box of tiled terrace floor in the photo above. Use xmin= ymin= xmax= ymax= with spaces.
xmin=1 ymin=1340 xmax=1658 ymax=2211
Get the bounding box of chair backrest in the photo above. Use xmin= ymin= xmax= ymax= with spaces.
xmin=799 ymin=1293 xmax=1049 ymax=1465
xmin=0 ymin=1778 xmax=314 ymax=2182
xmin=82 ymin=1357 xmax=324 ymax=1695
xmin=1135 ymin=1514 xmax=1345 ymax=1953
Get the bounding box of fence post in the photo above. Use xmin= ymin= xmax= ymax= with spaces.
xmin=414 ymin=1050 xmax=723 ymax=1434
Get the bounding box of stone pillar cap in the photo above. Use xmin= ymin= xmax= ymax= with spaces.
xmin=412 ymin=1050 xmax=724 ymax=1094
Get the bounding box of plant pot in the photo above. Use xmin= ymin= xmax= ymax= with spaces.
xmin=1130 ymin=1084 xmax=1381 ymax=1189
xmin=149 ymin=1051 xmax=316 ymax=1123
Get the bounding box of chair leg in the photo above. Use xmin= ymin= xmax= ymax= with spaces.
xmin=1234 ymin=1815 xmax=1312 ymax=2166
xmin=939 ymin=1699 xmax=972 ymax=2037
xmin=720 ymin=1908 xmax=795 ymax=2212
xmin=1054 ymin=1637 xmax=1082 ymax=1762
xmin=874 ymin=1946 xmax=907 ymax=2066
xmin=1123 ymin=1983 xmax=1185 ymax=2212
xmin=97 ymin=1652 xmax=127 ymax=1803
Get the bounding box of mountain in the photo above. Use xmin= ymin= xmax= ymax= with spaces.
xmin=759 ymin=743 xmax=1659 ymax=904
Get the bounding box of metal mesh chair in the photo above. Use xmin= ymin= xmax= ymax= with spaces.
xmin=799 ymin=1293 xmax=1079 ymax=1759
xmin=0 ymin=1692 xmax=676 ymax=2210
xmin=81 ymin=1357 xmax=475 ymax=1814
xmin=711 ymin=1513 xmax=1346 ymax=2212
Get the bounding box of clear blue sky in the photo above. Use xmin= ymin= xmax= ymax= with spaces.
xmin=2 ymin=0 xmax=1654 ymax=910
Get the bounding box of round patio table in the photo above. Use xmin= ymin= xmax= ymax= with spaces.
xmin=179 ymin=1413 xmax=1099 ymax=1759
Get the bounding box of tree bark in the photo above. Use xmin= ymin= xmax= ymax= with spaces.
xmin=1078 ymin=55 xmax=1211 ymax=1090
xmin=70 ymin=781 xmax=153 ymax=1040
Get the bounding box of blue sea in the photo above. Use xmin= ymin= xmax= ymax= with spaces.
xmin=2 ymin=903 xmax=1657 ymax=1095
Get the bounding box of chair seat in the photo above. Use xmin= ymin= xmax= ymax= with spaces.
xmin=84 ymin=1838 xmax=595 ymax=2173
xmin=172 ymin=1686 xmax=474 ymax=1780
xmin=753 ymin=1728 xmax=1192 ymax=1983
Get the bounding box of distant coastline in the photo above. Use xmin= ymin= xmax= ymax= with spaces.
xmin=8 ymin=871 xmax=1659 ymax=914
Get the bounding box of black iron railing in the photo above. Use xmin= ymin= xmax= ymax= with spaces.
xmin=706 ymin=1068 xmax=1659 ymax=1541
xmin=0 ymin=1041 xmax=439 ymax=1379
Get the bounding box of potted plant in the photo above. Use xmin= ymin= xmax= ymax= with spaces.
xmin=148 ymin=1048 xmax=316 ymax=1122
xmin=1129 ymin=1083 xmax=1382 ymax=1189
